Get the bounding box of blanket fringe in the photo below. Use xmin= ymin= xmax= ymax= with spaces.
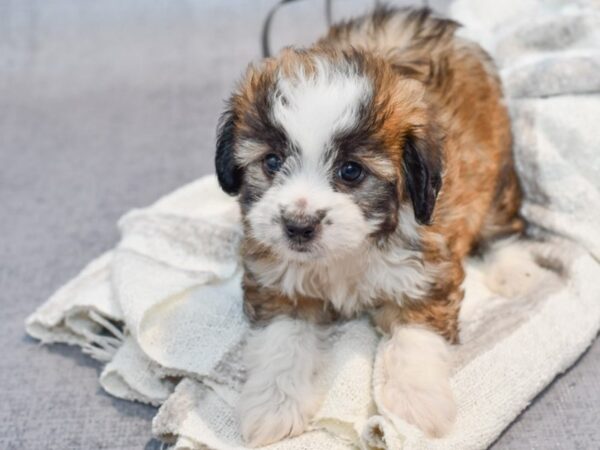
xmin=89 ymin=310 xmax=125 ymax=340
xmin=80 ymin=311 xmax=125 ymax=361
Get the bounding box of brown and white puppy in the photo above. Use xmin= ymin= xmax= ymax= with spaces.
xmin=215 ymin=7 xmax=523 ymax=446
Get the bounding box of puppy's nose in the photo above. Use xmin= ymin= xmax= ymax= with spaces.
xmin=283 ymin=217 xmax=320 ymax=244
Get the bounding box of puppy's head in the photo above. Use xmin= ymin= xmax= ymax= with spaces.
xmin=215 ymin=48 xmax=442 ymax=261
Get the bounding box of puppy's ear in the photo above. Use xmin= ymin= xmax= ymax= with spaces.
xmin=215 ymin=109 xmax=243 ymax=195
xmin=402 ymin=132 xmax=443 ymax=225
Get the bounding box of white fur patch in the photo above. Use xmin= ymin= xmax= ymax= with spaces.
xmin=481 ymin=241 xmax=552 ymax=299
xmin=272 ymin=58 xmax=371 ymax=164
xmin=375 ymin=326 xmax=456 ymax=437
xmin=238 ymin=317 xmax=328 ymax=447
xmin=248 ymin=234 xmax=437 ymax=318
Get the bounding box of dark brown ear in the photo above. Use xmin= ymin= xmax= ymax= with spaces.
xmin=402 ymin=132 xmax=443 ymax=225
xmin=215 ymin=109 xmax=243 ymax=195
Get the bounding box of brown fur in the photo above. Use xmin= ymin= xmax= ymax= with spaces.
xmin=222 ymin=7 xmax=523 ymax=343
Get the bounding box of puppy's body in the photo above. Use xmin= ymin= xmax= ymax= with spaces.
xmin=215 ymin=7 xmax=522 ymax=446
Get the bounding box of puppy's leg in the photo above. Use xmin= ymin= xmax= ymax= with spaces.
xmin=376 ymin=325 xmax=455 ymax=437
xmin=238 ymin=316 xmax=326 ymax=447
xmin=372 ymin=281 xmax=462 ymax=437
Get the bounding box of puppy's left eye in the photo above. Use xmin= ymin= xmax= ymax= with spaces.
xmin=338 ymin=161 xmax=364 ymax=184
xmin=263 ymin=153 xmax=283 ymax=175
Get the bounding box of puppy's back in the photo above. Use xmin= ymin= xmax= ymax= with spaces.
xmin=320 ymin=7 xmax=462 ymax=79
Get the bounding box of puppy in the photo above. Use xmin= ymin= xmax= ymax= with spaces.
xmin=214 ymin=6 xmax=523 ymax=446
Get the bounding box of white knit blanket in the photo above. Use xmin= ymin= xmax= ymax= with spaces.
xmin=26 ymin=0 xmax=600 ymax=449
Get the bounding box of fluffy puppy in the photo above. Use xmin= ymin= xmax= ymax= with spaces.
xmin=214 ymin=6 xmax=522 ymax=446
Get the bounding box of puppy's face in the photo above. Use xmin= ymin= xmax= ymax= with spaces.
xmin=216 ymin=49 xmax=442 ymax=261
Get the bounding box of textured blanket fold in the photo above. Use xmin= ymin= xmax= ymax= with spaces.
xmin=26 ymin=0 xmax=600 ymax=449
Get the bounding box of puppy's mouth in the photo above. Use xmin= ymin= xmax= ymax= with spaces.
xmin=285 ymin=239 xmax=314 ymax=254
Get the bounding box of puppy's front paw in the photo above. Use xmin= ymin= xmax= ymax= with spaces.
xmin=238 ymin=385 xmax=311 ymax=447
xmin=238 ymin=318 xmax=326 ymax=446
xmin=377 ymin=327 xmax=456 ymax=438
xmin=381 ymin=373 xmax=456 ymax=437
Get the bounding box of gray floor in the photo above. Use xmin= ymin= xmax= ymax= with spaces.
xmin=1 ymin=1 xmax=598 ymax=449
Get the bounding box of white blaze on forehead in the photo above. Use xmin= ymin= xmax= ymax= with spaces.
xmin=272 ymin=59 xmax=371 ymax=165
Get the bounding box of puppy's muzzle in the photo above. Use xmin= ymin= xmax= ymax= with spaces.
xmin=282 ymin=215 xmax=322 ymax=246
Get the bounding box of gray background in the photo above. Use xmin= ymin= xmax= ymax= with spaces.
xmin=1 ymin=0 xmax=598 ymax=449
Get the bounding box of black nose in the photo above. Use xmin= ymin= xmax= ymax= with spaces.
xmin=283 ymin=219 xmax=318 ymax=244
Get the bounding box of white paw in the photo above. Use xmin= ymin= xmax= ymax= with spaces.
xmin=377 ymin=327 xmax=457 ymax=438
xmin=381 ymin=373 xmax=456 ymax=437
xmin=238 ymin=384 xmax=312 ymax=447
xmin=237 ymin=318 xmax=326 ymax=447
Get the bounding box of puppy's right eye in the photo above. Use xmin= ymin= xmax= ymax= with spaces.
xmin=338 ymin=161 xmax=364 ymax=184
xmin=263 ymin=153 xmax=283 ymax=176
